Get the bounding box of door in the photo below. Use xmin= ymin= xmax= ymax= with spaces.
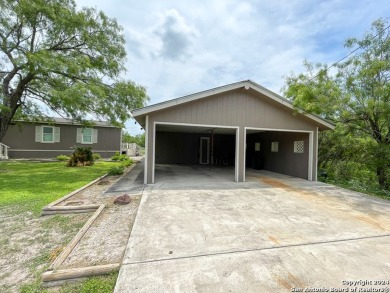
xmin=199 ymin=137 xmax=210 ymax=164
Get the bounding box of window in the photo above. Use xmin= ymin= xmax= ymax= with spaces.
xmin=77 ymin=128 xmax=98 ymax=144
xmin=35 ymin=126 xmax=60 ymax=143
xmin=82 ymin=128 xmax=92 ymax=143
xmin=42 ymin=126 xmax=54 ymax=142
xmin=271 ymin=142 xmax=278 ymax=152
xmin=255 ymin=142 xmax=261 ymax=151
xmin=294 ymin=141 xmax=304 ymax=153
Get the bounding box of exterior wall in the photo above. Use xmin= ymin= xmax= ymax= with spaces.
xmin=145 ymin=88 xmax=321 ymax=183
xmin=155 ymin=132 xmax=236 ymax=165
xmin=246 ymin=132 xmax=309 ymax=179
xmin=156 ymin=132 xmax=202 ymax=164
xmin=2 ymin=123 xmax=121 ymax=159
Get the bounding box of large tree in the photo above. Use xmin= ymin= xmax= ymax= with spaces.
xmin=0 ymin=0 xmax=148 ymax=141
xmin=283 ymin=19 xmax=390 ymax=189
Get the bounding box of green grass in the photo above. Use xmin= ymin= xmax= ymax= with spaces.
xmin=20 ymin=272 xmax=118 ymax=293
xmin=0 ymin=161 xmax=122 ymax=215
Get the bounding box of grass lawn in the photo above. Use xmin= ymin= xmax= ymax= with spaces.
xmin=0 ymin=160 xmax=121 ymax=215
xmin=0 ymin=160 xmax=126 ymax=293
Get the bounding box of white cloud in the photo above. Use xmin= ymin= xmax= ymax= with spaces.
xmin=153 ymin=9 xmax=199 ymax=60
xmin=76 ymin=0 xmax=390 ymax=135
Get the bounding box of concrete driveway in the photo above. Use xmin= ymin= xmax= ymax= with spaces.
xmin=115 ymin=169 xmax=390 ymax=292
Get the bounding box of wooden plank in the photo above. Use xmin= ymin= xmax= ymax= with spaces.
xmin=49 ymin=204 xmax=105 ymax=270
xmin=42 ymin=263 xmax=120 ymax=282
xmin=46 ymin=174 xmax=108 ymax=208
xmin=43 ymin=205 xmax=100 ymax=211
xmin=41 ymin=210 xmax=96 ymax=216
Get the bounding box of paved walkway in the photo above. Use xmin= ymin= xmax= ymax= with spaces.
xmin=114 ymin=167 xmax=390 ymax=292
xmin=105 ymin=159 xmax=144 ymax=195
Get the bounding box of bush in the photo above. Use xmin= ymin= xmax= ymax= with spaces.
xmin=93 ymin=153 xmax=102 ymax=161
xmin=107 ymin=165 xmax=124 ymax=175
xmin=111 ymin=153 xmax=130 ymax=161
xmin=67 ymin=146 xmax=95 ymax=167
xmin=56 ymin=155 xmax=70 ymax=161
xmin=121 ymin=158 xmax=134 ymax=167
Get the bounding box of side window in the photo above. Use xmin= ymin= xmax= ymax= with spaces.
xmin=271 ymin=142 xmax=278 ymax=152
xmin=82 ymin=128 xmax=92 ymax=143
xmin=77 ymin=128 xmax=98 ymax=144
xmin=35 ymin=126 xmax=60 ymax=143
xmin=42 ymin=126 xmax=54 ymax=142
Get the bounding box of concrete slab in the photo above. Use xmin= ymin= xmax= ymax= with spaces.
xmin=154 ymin=164 xmax=235 ymax=183
xmin=115 ymin=171 xmax=390 ymax=292
xmin=105 ymin=160 xmax=144 ymax=195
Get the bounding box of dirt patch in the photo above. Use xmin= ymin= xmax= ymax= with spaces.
xmin=259 ymin=176 xmax=390 ymax=231
xmin=0 ymin=210 xmax=90 ymax=293
xmin=0 ymin=167 xmax=142 ymax=292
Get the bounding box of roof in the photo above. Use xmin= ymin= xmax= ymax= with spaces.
xmin=132 ymin=80 xmax=335 ymax=130
xmin=14 ymin=118 xmax=118 ymax=128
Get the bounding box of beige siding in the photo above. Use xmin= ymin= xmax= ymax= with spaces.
xmin=149 ymin=89 xmax=318 ymax=131
xmin=144 ymin=88 xmax=323 ymax=184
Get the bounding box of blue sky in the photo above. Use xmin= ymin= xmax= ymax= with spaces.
xmin=76 ymin=0 xmax=390 ymax=134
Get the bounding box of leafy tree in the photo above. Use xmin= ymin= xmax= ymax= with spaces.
xmin=0 ymin=0 xmax=148 ymax=141
xmin=122 ymin=131 xmax=145 ymax=147
xmin=283 ymin=18 xmax=390 ymax=189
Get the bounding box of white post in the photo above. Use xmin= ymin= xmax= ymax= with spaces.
xmin=4 ymin=145 xmax=8 ymax=159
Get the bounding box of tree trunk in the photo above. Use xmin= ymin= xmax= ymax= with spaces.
xmin=0 ymin=112 xmax=13 ymax=143
xmin=377 ymin=166 xmax=387 ymax=189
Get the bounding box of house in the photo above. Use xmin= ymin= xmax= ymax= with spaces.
xmin=132 ymin=80 xmax=334 ymax=184
xmin=2 ymin=118 xmax=122 ymax=159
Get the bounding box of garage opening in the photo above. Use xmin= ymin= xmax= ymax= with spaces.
xmin=154 ymin=124 xmax=237 ymax=183
xmin=245 ymin=129 xmax=312 ymax=180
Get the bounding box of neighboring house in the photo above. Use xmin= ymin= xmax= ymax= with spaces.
xmin=2 ymin=118 xmax=122 ymax=159
xmin=132 ymin=80 xmax=335 ymax=184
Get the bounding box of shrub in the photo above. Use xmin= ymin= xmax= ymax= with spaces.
xmin=56 ymin=155 xmax=70 ymax=161
xmin=67 ymin=146 xmax=95 ymax=167
xmin=93 ymin=153 xmax=102 ymax=161
xmin=121 ymin=158 xmax=134 ymax=167
xmin=107 ymin=165 xmax=124 ymax=175
xmin=111 ymin=153 xmax=130 ymax=162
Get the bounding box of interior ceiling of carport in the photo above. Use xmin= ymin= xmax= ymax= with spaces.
xmin=156 ymin=124 xmax=236 ymax=134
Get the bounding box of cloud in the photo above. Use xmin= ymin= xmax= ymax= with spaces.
xmin=153 ymin=9 xmax=199 ymax=60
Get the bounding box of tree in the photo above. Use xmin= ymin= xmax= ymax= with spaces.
xmin=283 ymin=18 xmax=390 ymax=189
xmin=122 ymin=131 xmax=145 ymax=147
xmin=0 ymin=0 xmax=148 ymax=142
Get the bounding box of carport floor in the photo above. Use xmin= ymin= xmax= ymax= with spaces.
xmin=115 ymin=171 xmax=390 ymax=292
xmin=154 ymin=164 xmax=235 ymax=183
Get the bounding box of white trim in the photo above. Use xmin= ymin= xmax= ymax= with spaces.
xmin=308 ymin=133 xmax=313 ymax=181
xmin=199 ymin=137 xmax=210 ymax=164
xmin=244 ymin=127 xmax=314 ymax=181
xmin=235 ymin=128 xmax=239 ymax=182
xmin=155 ymin=121 xmax=239 ymax=130
xmin=144 ymin=115 xmax=149 ymax=184
xmin=153 ymin=122 xmax=240 ymax=183
xmin=133 ymin=80 xmax=335 ymax=130
xmin=152 ymin=121 xmax=156 ymax=184
xmin=315 ymin=127 xmax=319 ymax=181
xmin=243 ymin=129 xmax=247 ymax=182
xmin=246 ymin=127 xmax=313 ymax=133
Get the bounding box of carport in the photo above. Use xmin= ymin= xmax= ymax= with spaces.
xmin=132 ymin=80 xmax=334 ymax=184
xmin=154 ymin=123 xmax=239 ymax=183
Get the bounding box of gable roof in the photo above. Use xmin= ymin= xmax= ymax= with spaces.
xmin=132 ymin=80 xmax=335 ymax=130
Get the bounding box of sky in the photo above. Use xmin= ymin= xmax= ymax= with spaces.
xmin=76 ymin=0 xmax=390 ymax=134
